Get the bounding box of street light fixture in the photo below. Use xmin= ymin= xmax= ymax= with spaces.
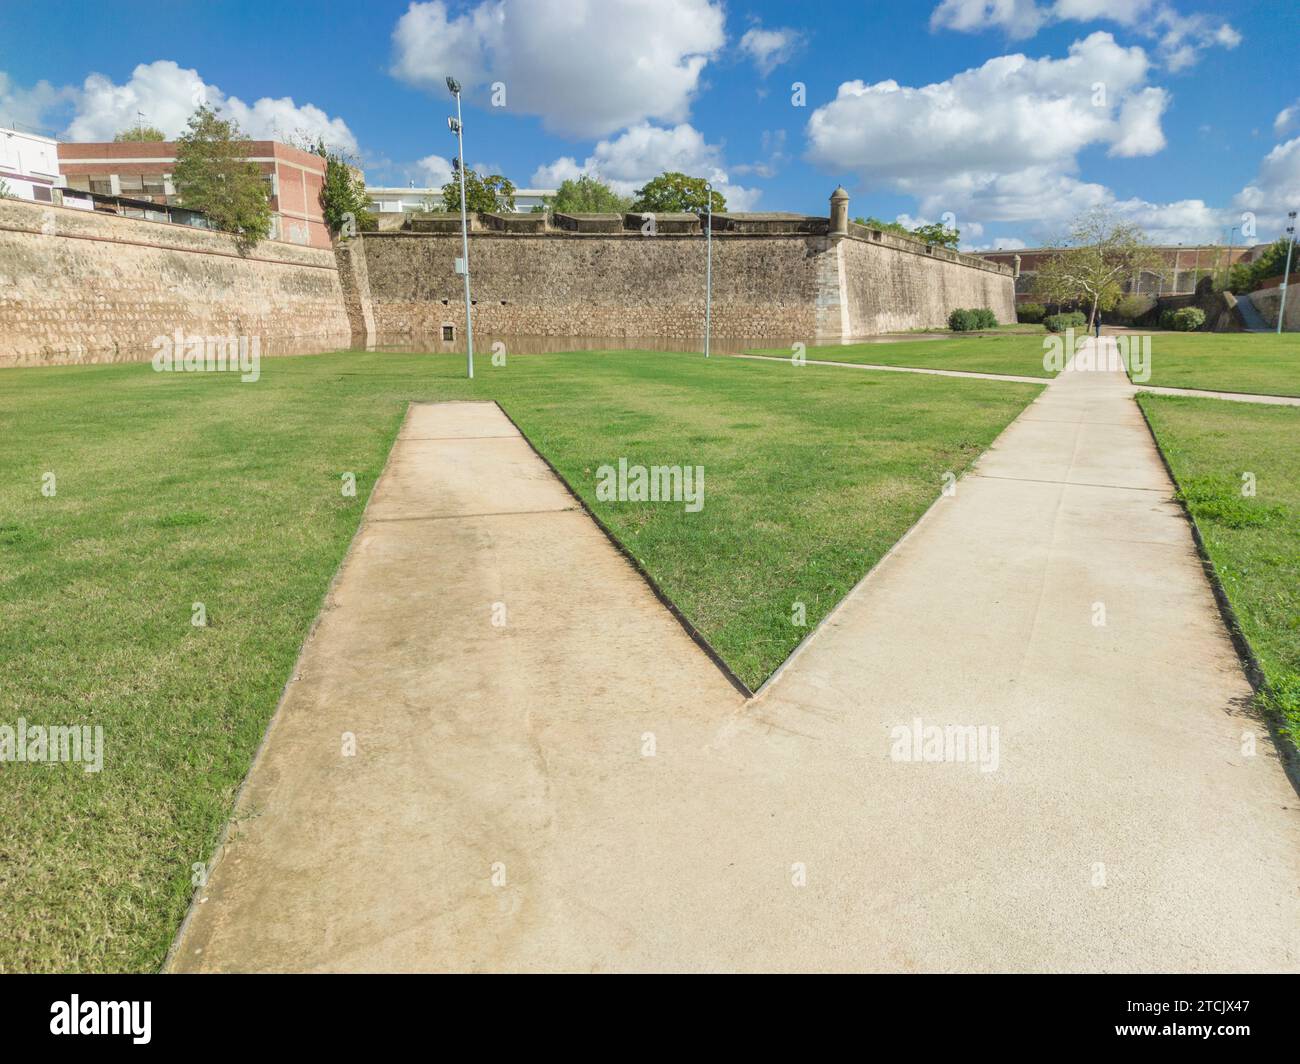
xmin=1277 ymin=209 xmax=1296 ymax=334
xmin=447 ymin=75 xmax=473 ymax=379
xmin=703 ymin=182 xmax=713 ymax=358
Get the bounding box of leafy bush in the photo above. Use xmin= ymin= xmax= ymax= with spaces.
xmin=1017 ymin=303 xmax=1046 ymax=323
xmin=948 ymin=308 xmax=978 ymax=331
xmin=1044 ymin=311 xmax=1086 ymax=333
xmin=1114 ymin=294 xmax=1151 ymax=323
xmin=1227 ymin=238 xmax=1298 ymax=293
xmin=1171 ymin=306 xmax=1205 ymax=331
xmin=948 ymin=307 xmax=998 ymax=331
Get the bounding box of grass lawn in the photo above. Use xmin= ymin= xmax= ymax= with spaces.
xmin=1128 ymin=333 xmax=1300 ymax=396
xmin=745 ymin=334 xmax=1056 ymax=378
xmin=1138 ymin=394 xmax=1300 ymax=751
xmin=0 ymin=349 xmax=1040 ymax=972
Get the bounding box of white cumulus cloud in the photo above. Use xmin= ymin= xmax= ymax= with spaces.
xmin=930 ymin=0 xmax=1240 ymax=71
xmin=738 ymin=26 xmax=805 ymax=77
xmin=390 ymin=0 xmax=725 ymax=138
xmin=806 ymin=32 xmax=1162 ymax=226
xmin=530 ymin=122 xmax=760 ymax=210
xmin=51 ymin=60 xmax=358 ymax=152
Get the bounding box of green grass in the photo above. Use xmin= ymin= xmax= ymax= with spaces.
xmin=746 ymin=334 xmax=1056 ymax=378
xmin=1127 ymin=333 xmax=1300 ymax=396
xmin=1138 ymin=394 xmax=1300 ymax=751
xmin=0 ymin=349 xmax=1041 ymax=972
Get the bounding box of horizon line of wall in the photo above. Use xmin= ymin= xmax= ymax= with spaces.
xmin=347 ymin=194 xmax=1016 ymax=345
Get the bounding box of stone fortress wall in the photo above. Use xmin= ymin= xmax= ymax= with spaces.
xmin=350 ymin=189 xmax=1016 ymax=347
xmin=0 ymin=189 xmax=1015 ymax=367
xmin=0 ymin=197 xmax=350 ymax=367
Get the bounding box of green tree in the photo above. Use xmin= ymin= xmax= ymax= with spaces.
xmin=631 ymin=172 xmax=725 ymax=214
xmin=1032 ymin=208 xmax=1164 ymax=329
xmin=853 ymin=214 xmax=959 ymax=248
xmin=853 ymin=215 xmax=912 ymax=238
xmin=912 ymin=221 xmax=960 ymax=249
xmin=1227 ymin=238 xmax=1298 ymax=293
xmin=0 ymin=178 xmax=11 ymax=199
xmin=545 ymin=175 xmax=632 ymax=213
xmin=314 ymin=141 xmax=375 ymax=236
xmin=171 ymin=106 xmax=272 ymax=247
xmin=440 ymin=168 xmax=516 ymax=213
xmin=114 ymin=126 xmax=167 ymax=142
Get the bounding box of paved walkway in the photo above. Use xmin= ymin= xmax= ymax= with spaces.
xmin=736 ymin=350 xmax=1300 ymax=404
xmin=170 ymin=349 xmax=1300 ymax=972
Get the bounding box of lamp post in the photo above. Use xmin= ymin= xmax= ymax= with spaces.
xmin=703 ymin=181 xmax=713 ymax=358
xmin=447 ymin=76 xmax=474 ymax=379
xmin=1277 ymin=209 xmax=1296 ymax=334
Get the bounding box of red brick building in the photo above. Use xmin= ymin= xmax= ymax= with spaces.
xmin=56 ymin=139 xmax=332 ymax=248
xmin=979 ymin=244 xmax=1265 ymax=303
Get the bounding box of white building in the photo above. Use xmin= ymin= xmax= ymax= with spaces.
xmin=0 ymin=126 xmax=62 ymax=202
xmin=368 ymin=185 xmax=554 ymax=215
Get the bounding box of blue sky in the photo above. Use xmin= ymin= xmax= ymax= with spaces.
xmin=2 ymin=0 xmax=1298 ymax=248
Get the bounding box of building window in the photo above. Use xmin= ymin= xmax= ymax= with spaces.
xmin=442 ymin=325 xmax=455 ymax=341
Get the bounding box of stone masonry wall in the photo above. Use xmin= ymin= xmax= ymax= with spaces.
xmin=0 ymin=198 xmax=350 ymax=367
xmin=357 ymin=225 xmax=1016 ymax=343
xmin=841 ymin=231 xmax=1018 ymax=334
xmin=358 ymin=231 xmax=827 ymax=341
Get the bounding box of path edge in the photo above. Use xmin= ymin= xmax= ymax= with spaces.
xmin=491 ymin=400 xmax=754 ymax=700
xmin=1134 ymin=394 xmax=1300 ymax=796
xmin=159 ymin=401 xmax=419 ymax=973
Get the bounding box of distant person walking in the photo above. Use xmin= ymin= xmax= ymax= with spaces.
xmin=1094 ymin=314 xmax=1102 ymax=338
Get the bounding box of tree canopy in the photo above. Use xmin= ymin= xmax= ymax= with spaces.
xmin=172 ymin=106 xmax=272 ymax=247
xmin=114 ymin=126 xmax=167 ymax=142
xmin=544 ymin=175 xmax=632 ymax=214
xmin=314 ymin=141 xmax=375 ymax=236
xmin=631 ymin=172 xmax=725 ymax=215
xmin=440 ymin=168 xmax=516 ymax=213
xmin=1227 ymin=237 xmax=1298 ymax=293
xmin=854 ymin=215 xmax=960 ymax=249
xmin=1032 ymin=208 xmax=1164 ymax=326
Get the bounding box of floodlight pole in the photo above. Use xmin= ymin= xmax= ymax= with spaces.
xmin=704 ymin=182 xmax=713 ymax=358
xmin=448 ymin=76 xmax=474 ymax=379
xmin=1277 ymin=210 xmax=1296 ymax=334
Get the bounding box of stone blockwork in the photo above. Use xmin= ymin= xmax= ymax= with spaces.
xmin=354 ymin=206 xmax=1015 ymax=343
xmin=0 ymin=192 xmax=1016 ymax=366
xmin=841 ymin=227 xmax=1017 ymax=335
xmin=359 ymin=231 xmax=829 ymax=342
xmin=0 ymin=198 xmax=350 ymax=367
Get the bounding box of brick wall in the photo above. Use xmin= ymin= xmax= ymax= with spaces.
xmin=0 ymin=197 xmax=350 ymax=367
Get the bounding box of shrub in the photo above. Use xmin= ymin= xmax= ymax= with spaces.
xmin=1114 ymin=294 xmax=1151 ymax=323
xmin=1170 ymin=306 xmax=1205 ymax=331
xmin=1044 ymin=311 xmax=1086 ymax=333
xmin=948 ymin=308 xmax=978 ymax=331
xmin=949 ymin=307 xmax=998 ymax=331
xmin=1017 ymin=302 xmax=1045 ymax=323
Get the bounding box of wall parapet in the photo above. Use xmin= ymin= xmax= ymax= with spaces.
xmin=845 ymin=221 xmax=1012 ymax=276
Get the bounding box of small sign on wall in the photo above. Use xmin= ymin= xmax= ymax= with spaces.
xmin=454 ymin=257 xmax=466 ymax=275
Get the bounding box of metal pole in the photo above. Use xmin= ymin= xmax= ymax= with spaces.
xmin=1277 ymin=211 xmax=1296 ymax=334
xmin=454 ymin=89 xmax=474 ymax=379
xmin=704 ymin=182 xmax=712 ymax=358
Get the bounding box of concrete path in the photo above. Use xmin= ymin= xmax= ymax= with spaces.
xmin=738 ymin=350 xmax=1300 ymax=404
xmin=170 ymin=350 xmax=1300 ymax=972
xmin=735 ymin=351 xmax=1047 ymax=384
